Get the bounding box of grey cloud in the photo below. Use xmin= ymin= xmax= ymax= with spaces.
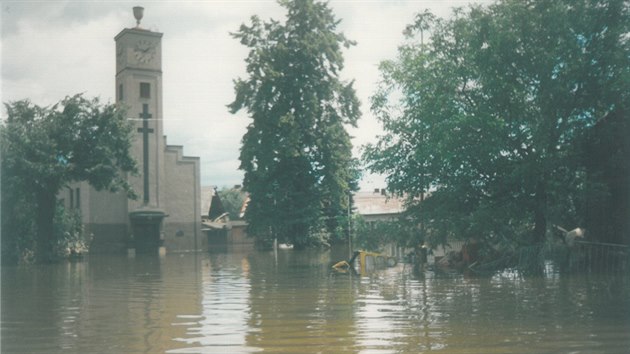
xmin=2 ymin=1 xmax=121 ymax=37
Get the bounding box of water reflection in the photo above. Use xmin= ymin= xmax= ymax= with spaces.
xmin=243 ymin=250 xmax=359 ymax=353
xmin=170 ymin=253 xmax=255 ymax=353
xmin=2 ymin=250 xmax=629 ymax=353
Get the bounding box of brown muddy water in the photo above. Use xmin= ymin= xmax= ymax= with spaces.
xmin=1 ymin=248 xmax=629 ymax=353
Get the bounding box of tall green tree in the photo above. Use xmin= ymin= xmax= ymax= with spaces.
xmin=229 ymin=0 xmax=360 ymax=248
xmin=364 ymin=1 xmax=629 ymax=253
xmin=1 ymin=94 xmax=137 ymax=263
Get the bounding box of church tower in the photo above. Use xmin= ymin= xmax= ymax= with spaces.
xmin=113 ymin=7 xmax=167 ymax=252
xmin=107 ymin=7 xmax=201 ymax=253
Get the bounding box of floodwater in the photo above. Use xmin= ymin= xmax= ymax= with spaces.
xmin=2 ymin=249 xmax=629 ymax=354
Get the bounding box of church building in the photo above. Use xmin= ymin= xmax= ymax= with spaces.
xmin=61 ymin=7 xmax=202 ymax=254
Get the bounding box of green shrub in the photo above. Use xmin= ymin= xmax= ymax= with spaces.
xmin=51 ymin=203 xmax=92 ymax=260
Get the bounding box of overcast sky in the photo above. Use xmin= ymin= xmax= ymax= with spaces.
xmin=2 ymin=0 xmax=491 ymax=190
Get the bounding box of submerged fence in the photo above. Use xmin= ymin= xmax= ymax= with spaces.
xmin=569 ymin=241 xmax=629 ymax=274
xmin=473 ymin=240 xmax=630 ymax=275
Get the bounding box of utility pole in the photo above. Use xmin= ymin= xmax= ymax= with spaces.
xmin=348 ymin=193 xmax=352 ymax=258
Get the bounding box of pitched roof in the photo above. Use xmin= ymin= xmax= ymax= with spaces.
xmin=200 ymin=186 xmax=215 ymax=218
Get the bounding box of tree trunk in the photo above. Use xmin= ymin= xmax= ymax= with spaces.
xmin=532 ymin=181 xmax=547 ymax=245
xmin=35 ymin=190 xmax=56 ymax=263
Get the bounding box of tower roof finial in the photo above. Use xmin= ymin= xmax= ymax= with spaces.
xmin=133 ymin=6 xmax=144 ymax=28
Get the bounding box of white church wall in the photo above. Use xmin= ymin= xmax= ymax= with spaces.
xmin=163 ymin=143 xmax=202 ymax=251
xmin=58 ymin=181 xmax=130 ymax=253
xmin=87 ymin=188 xmax=129 ymax=253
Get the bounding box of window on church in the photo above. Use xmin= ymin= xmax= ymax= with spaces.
xmin=75 ymin=188 xmax=81 ymax=209
xmin=118 ymin=84 xmax=123 ymax=101
xmin=140 ymin=82 xmax=150 ymax=99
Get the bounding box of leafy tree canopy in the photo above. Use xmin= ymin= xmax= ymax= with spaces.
xmin=1 ymin=94 xmax=137 ymax=262
xmin=363 ymin=0 xmax=629 ymax=251
xmin=217 ymin=187 xmax=247 ymax=220
xmin=229 ymin=0 xmax=360 ymax=248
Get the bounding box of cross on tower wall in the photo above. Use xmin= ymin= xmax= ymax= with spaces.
xmin=137 ymin=103 xmax=154 ymax=205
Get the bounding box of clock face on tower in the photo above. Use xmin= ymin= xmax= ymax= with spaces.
xmin=134 ymin=40 xmax=156 ymax=64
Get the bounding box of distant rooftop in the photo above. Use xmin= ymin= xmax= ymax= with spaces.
xmin=353 ymin=189 xmax=406 ymax=216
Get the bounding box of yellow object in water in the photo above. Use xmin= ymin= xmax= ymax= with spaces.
xmin=332 ymin=250 xmax=397 ymax=275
